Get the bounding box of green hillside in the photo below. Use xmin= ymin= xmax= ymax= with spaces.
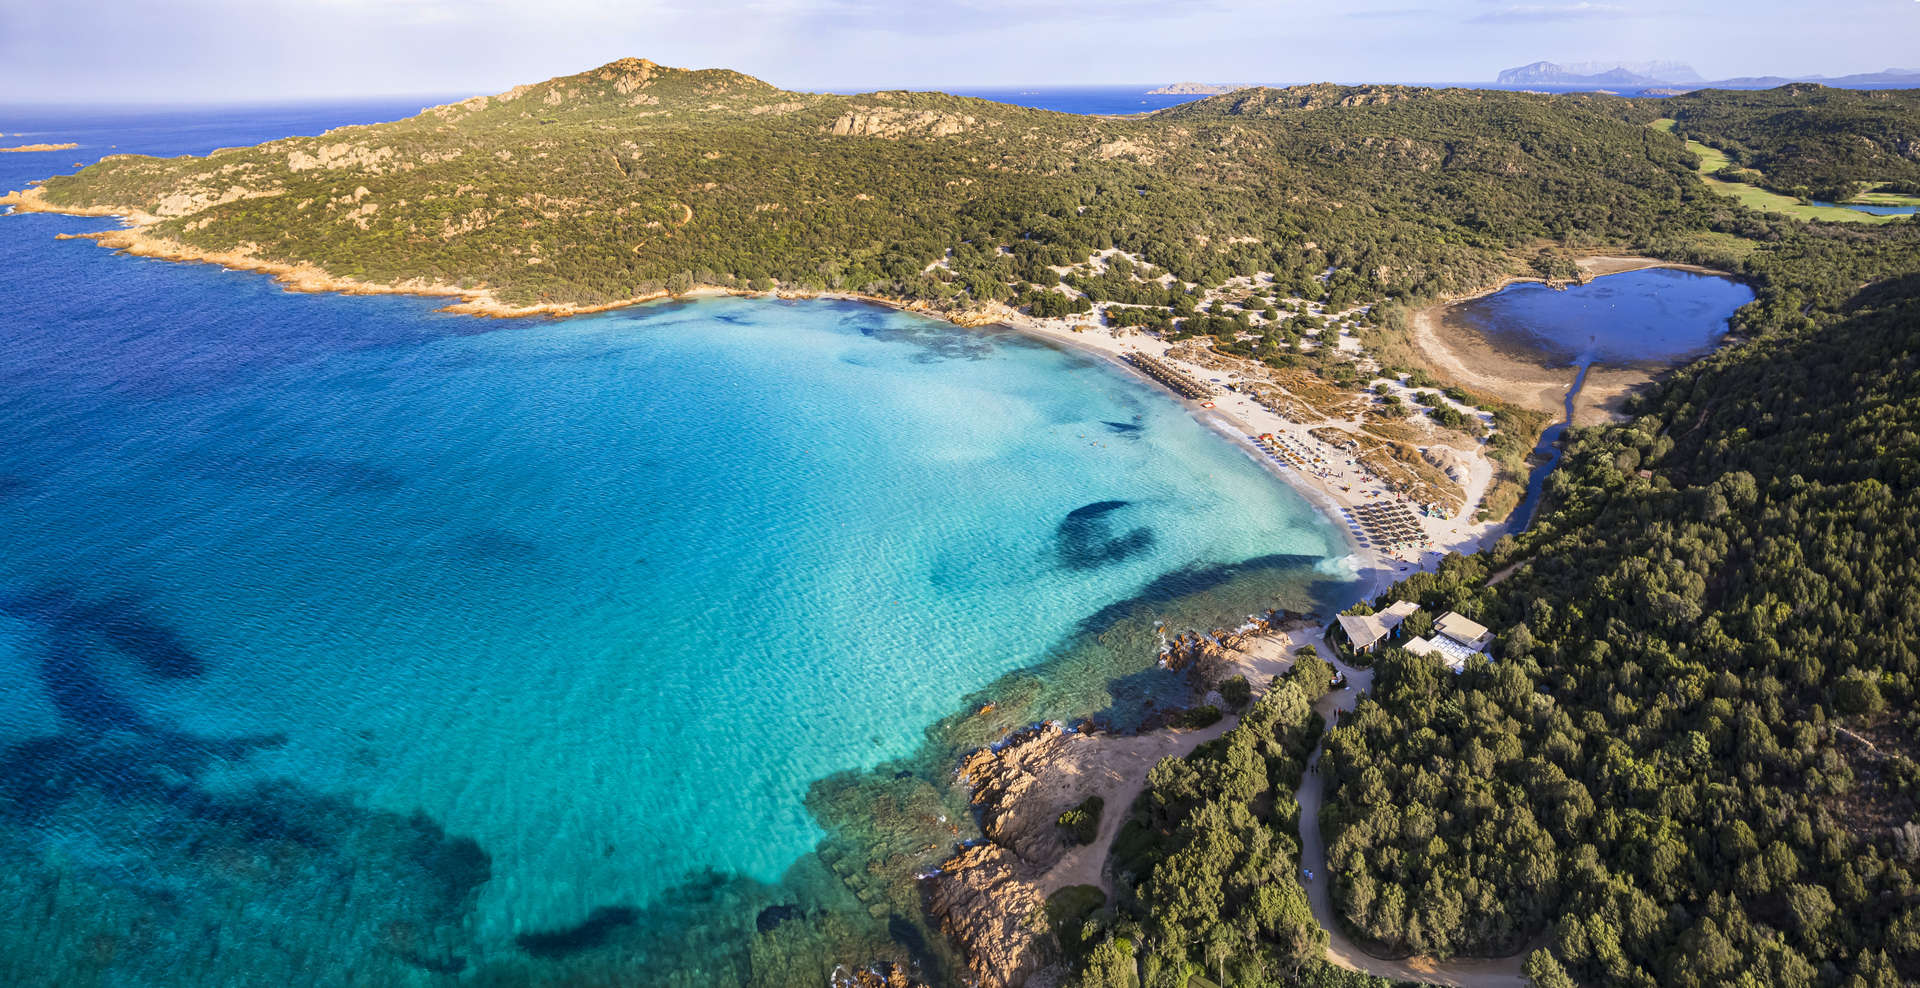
xmin=1658 ymin=85 xmax=1920 ymax=201
xmin=31 ymin=59 xmax=1718 ymax=310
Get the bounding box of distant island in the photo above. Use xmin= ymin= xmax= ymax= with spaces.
xmin=1497 ymin=60 xmax=1702 ymax=87
xmin=1146 ymin=81 xmax=1241 ymax=95
xmin=1496 ymin=58 xmax=1920 ymax=91
xmin=0 ymin=142 xmax=77 ymax=153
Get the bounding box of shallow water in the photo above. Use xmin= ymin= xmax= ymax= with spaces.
xmin=1461 ymin=268 xmax=1754 ymax=529
xmin=1451 ymin=267 xmax=1755 ymax=370
xmin=1810 ymin=199 xmax=1918 ymax=216
xmin=0 ymin=103 xmax=1355 ymax=984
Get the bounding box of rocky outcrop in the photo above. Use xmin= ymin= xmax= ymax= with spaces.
xmin=956 ymin=725 xmax=1081 ymax=866
xmin=829 ymin=108 xmax=981 ymax=139
xmin=1422 ymin=444 xmax=1474 ymax=482
xmin=286 ymin=142 xmax=396 ymax=174
xmin=925 ymin=844 xmax=1050 ymax=988
xmin=829 ymin=962 xmax=929 ymax=988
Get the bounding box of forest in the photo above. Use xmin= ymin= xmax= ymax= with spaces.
xmin=1310 ymin=214 xmax=1920 ymax=985
xmin=1653 ymin=86 xmax=1920 ymax=201
xmin=1047 ymin=196 xmax=1920 ymax=988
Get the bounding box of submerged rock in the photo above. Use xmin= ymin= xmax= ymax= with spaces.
xmin=757 ymin=903 xmax=803 ymax=933
xmin=514 ymin=905 xmax=640 ymax=959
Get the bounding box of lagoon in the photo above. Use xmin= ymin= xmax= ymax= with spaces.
xmin=1810 ymin=199 xmax=1919 ymax=216
xmin=1449 ymin=267 xmax=1754 ymax=529
xmin=1450 ymin=267 xmax=1755 ymax=370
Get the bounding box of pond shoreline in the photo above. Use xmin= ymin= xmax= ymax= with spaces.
xmin=1410 ymin=255 xmax=1745 ymax=426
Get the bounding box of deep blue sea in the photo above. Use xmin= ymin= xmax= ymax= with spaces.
xmin=0 ymin=101 xmax=1354 ymax=983
xmin=946 ymin=86 xmax=1202 ymax=114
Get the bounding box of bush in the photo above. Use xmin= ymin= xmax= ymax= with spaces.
xmin=1058 ymin=795 xmax=1106 ymax=846
xmin=1172 ymin=705 xmax=1222 ymax=729
xmin=1219 ymin=675 xmax=1252 ymax=711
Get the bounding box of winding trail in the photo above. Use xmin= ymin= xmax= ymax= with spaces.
xmin=1295 ymin=652 xmax=1529 ymax=987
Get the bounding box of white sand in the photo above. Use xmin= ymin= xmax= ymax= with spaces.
xmin=981 ymin=310 xmax=1505 ymax=596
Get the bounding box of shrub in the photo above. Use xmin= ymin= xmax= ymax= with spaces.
xmin=1219 ymin=675 xmax=1252 ymax=711
xmin=1058 ymin=795 xmax=1106 ymax=846
xmin=1173 ymin=705 xmax=1222 ymax=729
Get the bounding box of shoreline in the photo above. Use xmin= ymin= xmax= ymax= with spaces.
xmin=10 ymin=187 xmax=1527 ymax=986
xmin=6 ymin=189 xmax=1494 ymax=590
xmin=1409 ymin=254 xmax=1742 ymax=425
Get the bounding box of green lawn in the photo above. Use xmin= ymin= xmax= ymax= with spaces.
xmin=1853 ymin=185 xmax=1920 ymax=208
xmin=1649 ymin=118 xmax=1908 ymax=224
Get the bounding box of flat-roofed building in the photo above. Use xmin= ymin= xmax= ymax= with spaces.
xmin=1434 ymin=611 xmax=1493 ymax=651
xmin=1335 ymin=600 xmax=1421 ymax=653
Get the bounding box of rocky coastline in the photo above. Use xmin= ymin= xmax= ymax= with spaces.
xmin=923 ymin=610 xmax=1320 ymax=987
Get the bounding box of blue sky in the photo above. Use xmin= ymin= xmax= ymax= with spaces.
xmin=3 ymin=0 xmax=1917 ymax=103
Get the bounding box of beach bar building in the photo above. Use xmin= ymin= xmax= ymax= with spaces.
xmin=1334 ymin=600 xmax=1421 ymax=654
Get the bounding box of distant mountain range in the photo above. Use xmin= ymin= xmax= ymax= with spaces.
xmin=1497 ymin=61 xmax=1702 ymax=87
xmin=1496 ymin=60 xmax=1920 ymax=91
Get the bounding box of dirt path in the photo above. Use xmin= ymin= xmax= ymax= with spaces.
xmin=1295 ymin=651 xmax=1530 ymax=987
xmin=1034 ymin=719 xmax=1238 ymax=896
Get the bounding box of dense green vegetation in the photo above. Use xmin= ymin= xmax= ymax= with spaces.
xmin=1655 ymin=86 xmax=1920 ymax=201
xmin=1649 ymin=118 xmax=1909 ymax=225
xmin=1317 ymin=216 xmax=1920 ymax=985
xmin=34 ymin=61 xmax=1722 ymax=312
xmin=1060 ymin=795 xmax=1107 ymax=847
xmin=1093 ymin=664 xmax=1348 ymax=988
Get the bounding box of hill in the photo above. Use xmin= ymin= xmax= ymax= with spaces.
xmin=1655 ymin=85 xmax=1920 ymax=199
xmin=12 ymin=58 xmax=1717 ymax=314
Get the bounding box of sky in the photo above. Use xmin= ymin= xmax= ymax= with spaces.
xmin=3 ymin=0 xmax=1918 ymax=104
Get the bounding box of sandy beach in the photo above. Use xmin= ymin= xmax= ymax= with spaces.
xmin=986 ymin=308 xmax=1503 ymax=595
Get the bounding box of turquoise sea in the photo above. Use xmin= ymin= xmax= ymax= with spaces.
xmin=0 ymin=105 xmax=1355 ymax=984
